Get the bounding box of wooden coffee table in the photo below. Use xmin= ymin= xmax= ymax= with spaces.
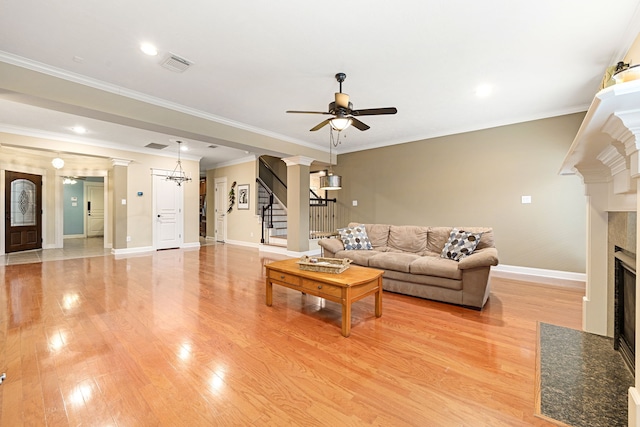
xmin=265 ymin=258 xmax=384 ymax=337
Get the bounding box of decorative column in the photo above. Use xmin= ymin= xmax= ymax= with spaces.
xmin=579 ymin=176 xmax=610 ymax=337
xmin=111 ymin=159 xmax=130 ymax=251
xmin=282 ymin=156 xmax=313 ymax=253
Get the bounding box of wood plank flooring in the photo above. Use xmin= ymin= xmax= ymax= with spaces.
xmin=0 ymin=244 xmax=583 ymax=426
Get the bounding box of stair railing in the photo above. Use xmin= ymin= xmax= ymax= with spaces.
xmin=310 ymin=189 xmax=337 ymax=239
xmin=257 ymin=178 xmax=275 ymax=244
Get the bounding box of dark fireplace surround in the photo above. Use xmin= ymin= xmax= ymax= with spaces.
xmin=614 ymin=246 xmax=636 ymax=373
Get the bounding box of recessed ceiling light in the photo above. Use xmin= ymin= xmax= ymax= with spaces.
xmin=475 ymin=84 xmax=493 ymax=98
xmin=71 ymin=126 xmax=87 ymax=134
xmin=180 ymin=144 xmax=189 ymax=152
xmin=140 ymin=43 xmax=158 ymax=56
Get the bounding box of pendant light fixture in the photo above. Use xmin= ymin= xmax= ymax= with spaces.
xmin=166 ymin=140 xmax=192 ymax=186
xmin=51 ymin=157 xmax=65 ymax=169
xmin=319 ymin=129 xmax=342 ymax=190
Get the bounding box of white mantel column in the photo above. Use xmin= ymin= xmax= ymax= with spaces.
xmin=582 ymin=180 xmax=610 ymax=336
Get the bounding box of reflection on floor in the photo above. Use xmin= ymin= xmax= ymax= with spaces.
xmin=1 ymin=237 xmax=111 ymax=266
xmin=1 ymin=236 xmax=216 ymax=265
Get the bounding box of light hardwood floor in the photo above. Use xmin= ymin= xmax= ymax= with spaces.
xmin=0 ymin=244 xmax=583 ymax=426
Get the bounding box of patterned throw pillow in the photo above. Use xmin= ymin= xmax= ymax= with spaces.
xmin=337 ymin=224 xmax=373 ymax=250
xmin=440 ymin=228 xmax=483 ymax=261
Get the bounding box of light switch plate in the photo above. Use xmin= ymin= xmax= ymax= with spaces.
xmin=521 ymin=195 xmax=532 ymax=204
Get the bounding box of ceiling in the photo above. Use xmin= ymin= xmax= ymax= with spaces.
xmin=1 ymin=0 xmax=639 ymax=174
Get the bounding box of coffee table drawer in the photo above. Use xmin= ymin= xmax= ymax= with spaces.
xmin=301 ymin=279 xmax=342 ymax=298
xmin=269 ymin=270 xmax=301 ymax=287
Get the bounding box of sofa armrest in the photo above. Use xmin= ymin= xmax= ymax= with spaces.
xmin=318 ymin=238 xmax=345 ymax=256
xmin=458 ymin=247 xmax=499 ymax=270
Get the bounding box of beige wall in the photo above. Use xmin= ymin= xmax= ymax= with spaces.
xmin=333 ymin=113 xmax=587 ymax=273
xmin=208 ymin=159 xmax=261 ymax=243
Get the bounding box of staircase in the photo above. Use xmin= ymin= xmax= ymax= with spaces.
xmin=258 ymin=184 xmax=287 ymax=247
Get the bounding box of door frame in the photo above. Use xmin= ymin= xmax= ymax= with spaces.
xmin=152 ymin=169 xmax=185 ymax=250
xmin=54 ymin=171 xmax=109 ymax=249
xmin=0 ymin=165 xmax=47 ymax=256
xmin=214 ymin=177 xmax=227 ymax=243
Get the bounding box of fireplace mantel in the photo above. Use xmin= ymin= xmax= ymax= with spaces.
xmin=561 ymin=79 xmax=640 ymax=207
xmin=562 ymin=78 xmax=640 ymax=425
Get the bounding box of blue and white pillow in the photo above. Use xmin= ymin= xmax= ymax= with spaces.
xmin=441 ymin=228 xmax=483 ymax=261
xmin=338 ymin=224 xmax=373 ymax=250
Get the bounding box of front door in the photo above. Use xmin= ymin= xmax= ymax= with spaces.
xmin=85 ymin=181 xmax=104 ymax=237
xmin=4 ymin=171 xmax=42 ymax=253
xmin=154 ymin=174 xmax=183 ymax=250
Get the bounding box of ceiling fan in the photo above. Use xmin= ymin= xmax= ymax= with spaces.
xmin=286 ymin=73 xmax=397 ymax=132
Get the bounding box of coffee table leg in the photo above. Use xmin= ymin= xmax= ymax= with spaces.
xmin=266 ymin=277 xmax=273 ymax=306
xmin=342 ymin=300 xmax=351 ymax=337
xmin=375 ymin=277 xmax=382 ymax=317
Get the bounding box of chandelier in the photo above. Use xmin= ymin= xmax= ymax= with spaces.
xmin=166 ymin=140 xmax=192 ymax=186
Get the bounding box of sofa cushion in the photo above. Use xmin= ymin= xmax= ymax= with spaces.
xmin=337 ymin=224 xmax=372 ymax=250
xmin=427 ymin=227 xmax=453 ymax=253
xmin=360 ymin=223 xmax=391 ymax=248
xmin=388 ymin=225 xmax=428 ymax=253
xmin=333 ymin=249 xmax=381 ymax=266
xmin=441 ymin=228 xmax=483 ymax=261
xmin=410 ymin=256 xmax=462 ymax=280
xmin=369 ymin=252 xmax=421 ymax=273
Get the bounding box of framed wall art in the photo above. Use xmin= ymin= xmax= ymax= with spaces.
xmin=237 ymin=184 xmax=249 ymax=210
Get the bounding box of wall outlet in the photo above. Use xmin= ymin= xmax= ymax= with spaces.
xmin=352 ymin=200 xmax=358 ymax=206
xmin=126 ymin=236 xmax=131 ymax=242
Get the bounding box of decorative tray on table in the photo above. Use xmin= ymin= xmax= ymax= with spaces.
xmin=297 ymin=255 xmax=352 ymax=274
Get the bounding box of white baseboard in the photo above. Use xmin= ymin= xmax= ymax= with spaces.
xmin=181 ymin=242 xmax=201 ymax=249
xmin=258 ymin=244 xmax=321 ymax=257
xmin=491 ymin=264 xmax=585 ymax=289
xmin=225 ymin=239 xmax=260 ymax=249
xmin=111 ymin=246 xmax=154 ymax=256
xmin=63 ymin=234 xmax=85 ymax=239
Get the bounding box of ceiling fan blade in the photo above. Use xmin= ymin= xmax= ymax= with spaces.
xmin=286 ymin=110 xmax=331 ymax=115
xmin=335 ymin=92 xmax=350 ymax=109
xmin=350 ymin=117 xmax=370 ymax=131
xmin=351 ymin=107 xmax=398 ymax=116
xmin=310 ymin=119 xmax=331 ymax=131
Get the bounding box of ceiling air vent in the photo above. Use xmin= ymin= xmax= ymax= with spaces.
xmin=160 ymin=53 xmax=193 ymax=73
xmin=145 ymin=143 xmax=168 ymax=150
xmin=208 ymin=145 xmax=218 ymax=149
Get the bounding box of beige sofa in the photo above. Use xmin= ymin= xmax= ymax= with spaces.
xmin=318 ymin=223 xmax=499 ymax=309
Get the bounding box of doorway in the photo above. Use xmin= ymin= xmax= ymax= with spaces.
xmin=214 ymin=178 xmax=227 ymax=243
xmin=4 ymin=171 xmax=42 ymax=253
xmin=153 ymin=173 xmax=184 ymax=250
xmin=85 ymin=181 xmax=105 ymax=237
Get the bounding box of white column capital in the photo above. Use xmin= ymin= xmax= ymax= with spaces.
xmin=282 ymin=156 xmax=314 ymax=167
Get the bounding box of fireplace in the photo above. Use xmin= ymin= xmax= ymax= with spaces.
xmin=614 ymin=246 xmax=636 ymax=373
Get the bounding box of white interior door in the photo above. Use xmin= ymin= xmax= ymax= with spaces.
xmin=154 ymin=174 xmax=183 ymax=250
xmin=215 ymin=178 xmax=227 ymax=243
xmin=85 ymin=181 xmax=104 ymax=237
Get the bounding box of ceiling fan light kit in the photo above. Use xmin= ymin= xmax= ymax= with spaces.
xmin=286 ymin=72 xmax=397 ymax=132
xmin=288 ymin=72 xmax=398 ymax=191
xmin=330 ymin=117 xmax=353 ymax=131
